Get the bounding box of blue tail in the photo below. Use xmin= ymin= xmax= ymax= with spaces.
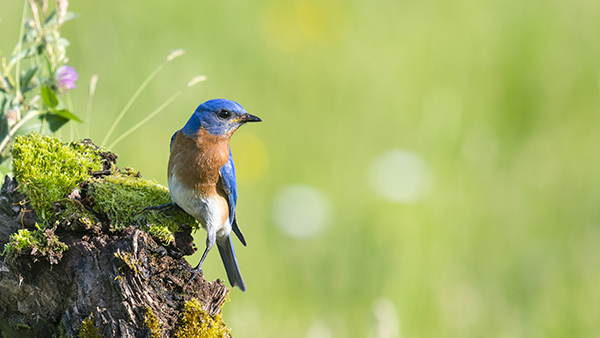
xmin=217 ymin=235 xmax=246 ymax=292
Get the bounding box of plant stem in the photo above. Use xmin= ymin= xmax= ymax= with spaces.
xmin=40 ymin=114 xmax=46 ymax=134
xmin=100 ymin=62 xmax=167 ymax=148
xmin=15 ymin=0 xmax=28 ymax=100
xmin=67 ymin=92 xmax=75 ymax=141
xmin=85 ymin=88 xmax=93 ymax=138
xmin=85 ymin=75 xmax=99 ymax=139
xmin=0 ymin=110 xmax=42 ymax=154
xmin=108 ymin=88 xmax=184 ymax=150
xmin=85 ymin=106 xmax=91 ymax=139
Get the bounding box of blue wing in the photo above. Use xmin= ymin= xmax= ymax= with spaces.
xmin=219 ymin=149 xmax=238 ymax=223
xmin=219 ymin=147 xmax=247 ymax=246
xmin=169 ymin=131 xmax=178 ymax=152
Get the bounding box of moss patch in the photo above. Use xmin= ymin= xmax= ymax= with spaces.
xmin=3 ymin=133 xmax=198 ymax=267
xmin=2 ymin=224 xmax=68 ymax=267
xmin=114 ymin=249 xmax=141 ymax=274
xmin=87 ymin=167 xmax=197 ymax=244
xmin=77 ymin=314 xmax=100 ymax=338
xmin=175 ymin=298 xmax=231 ymax=338
xmin=144 ymin=306 xmax=163 ymax=338
xmin=2 ymin=229 xmax=37 ymax=255
xmin=12 ymin=133 xmax=103 ymax=225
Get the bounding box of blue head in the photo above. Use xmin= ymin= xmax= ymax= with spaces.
xmin=181 ymin=99 xmax=261 ymax=137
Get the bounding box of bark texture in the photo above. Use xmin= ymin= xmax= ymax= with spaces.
xmin=0 ymin=176 xmax=230 ymax=337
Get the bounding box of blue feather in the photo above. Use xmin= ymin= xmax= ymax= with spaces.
xmin=219 ymin=149 xmax=238 ymax=224
xmin=182 ymin=99 xmax=248 ymax=136
xmin=219 ymin=148 xmax=247 ymax=246
xmin=217 ymin=235 xmax=246 ymax=292
xmin=169 ymin=131 xmax=178 ymax=152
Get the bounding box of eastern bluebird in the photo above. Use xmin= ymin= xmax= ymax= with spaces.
xmin=150 ymin=99 xmax=261 ymax=292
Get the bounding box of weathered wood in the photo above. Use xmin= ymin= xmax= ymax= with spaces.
xmin=0 ymin=176 xmax=230 ymax=337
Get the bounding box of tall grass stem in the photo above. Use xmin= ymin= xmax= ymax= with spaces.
xmin=100 ymin=63 xmax=166 ymax=148
xmin=107 ymin=89 xmax=184 ymax=150
xmin=66 ymin=93 xmax=78 ymax=140
xmin=0 ymin=110 xmax=42 ymax=153
xmin=14 ymin=0 xmax=28 ymax=100
xmin=85 ymin=75 xmax=98 ymax=138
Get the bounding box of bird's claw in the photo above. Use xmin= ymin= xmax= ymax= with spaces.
xmin=189 ymin=267 xmax=203 ymax=283
xmin=143 ymin=202 xmax=176 ymax=213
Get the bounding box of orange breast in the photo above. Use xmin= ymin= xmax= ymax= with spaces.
xmin=168 ymin=128 xmax=231 ymax=197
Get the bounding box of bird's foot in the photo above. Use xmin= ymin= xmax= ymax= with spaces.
xmin=143 ymin=202 xmax=177 ymax=213
xmin=189 ymin=266 xmax=203 ymax=283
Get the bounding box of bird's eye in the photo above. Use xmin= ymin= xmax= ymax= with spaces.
xmin=218 ymin=110 xmax=231 ymax=119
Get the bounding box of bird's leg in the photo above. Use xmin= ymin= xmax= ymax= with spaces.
xmin=143 ymin=202 xmax=177 ymax=213
xmin=189 ymin=230 xmax=216 ymax=282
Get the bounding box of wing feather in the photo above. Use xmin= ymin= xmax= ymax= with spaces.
xmin=218 ymin=147 xmax=247 ymax=246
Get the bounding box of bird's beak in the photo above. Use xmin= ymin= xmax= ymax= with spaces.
xmin=237 ymin=113 xmax=262 ymax=123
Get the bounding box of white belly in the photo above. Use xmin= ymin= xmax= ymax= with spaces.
xmin=168 ymin=173 xmax=231 ymax=238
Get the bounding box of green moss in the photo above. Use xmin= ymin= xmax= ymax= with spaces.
xmin=54 ymin=199 xmax=99 ymax=231
xmin=7 ymin=133 xmax=198 ymax=267
xmin=146 ymin=223 xmax=175 ymax=246
xmin=77 ymin=314 xmax=100 ymax=338
xmin=2 ymin=229 xmax=36 ymax=256
xmin=51 ymin=319 xmax=68 ymax=338
xmin=12 ymin=133 xmax=103 ymax=225
xmin=2 ymin=224 xmax=68 ymax=264
xmin=78 ymin=217 xmax=95 ymax=230
xmin=88 ymin=167 xmax=197 ymax=244
xmin=175 ymin=298 xmax=231 ymax=338
xmin=14 ymin=322 xmax=31 ymax=330
xmin=144 ymin=306 xmax=163 ymax=338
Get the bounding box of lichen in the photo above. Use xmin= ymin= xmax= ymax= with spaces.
xmin=77 ymin=314 xmax=100 ymax=338
xmin=175 ymin=298 xmax=231 ymax=338
xmin=114 ymin=249 xmax=141 ymax=274
xmin=144 ymin=306 xmax=163 ymax=338
xmin=78 ymin=217 xmax=95 ymax=230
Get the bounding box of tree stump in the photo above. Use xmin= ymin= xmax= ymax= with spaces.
xmin=0 ymin=137 xmax=233 ymax=337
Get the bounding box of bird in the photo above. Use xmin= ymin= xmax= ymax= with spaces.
xmin=148 ymin=99 xmax=261 ymax=292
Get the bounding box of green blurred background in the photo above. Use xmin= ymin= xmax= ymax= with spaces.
xmin=2 ymin=0 xmax=600 ymax=336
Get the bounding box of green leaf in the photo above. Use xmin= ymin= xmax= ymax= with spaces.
xmin=0 ymin=75 xmax=11 ymax=93
xmin=41 ymin=86 xmax=58 ymax=108
xmin=1 ymin=97 xmax=10 ymax=121
xmin=44 ymin=55 xmax=53 ymax=75
xmin=44 ymin=10 xmax=56 ymax=24
xmin=58 ymin=38 xmax=70 ymax=47
xmin=45 ymin=114 xmax=69 ymax=132
xmin=20 ymin=66 xmax=38 ymax=90
xmin=0 ymin=156 xmax=12 ymax=176
xmin=44 ymin=11 xmax=80 ymax=27
xmin=63 ymin=12 xmax=81 ymax=23
xmin=9 ymin=49 xmax=29 ymax=65
xmin=8 ymin=46 xmax=39 ymax=67
xmin=51 ymin=109 xmax=81 ymax=122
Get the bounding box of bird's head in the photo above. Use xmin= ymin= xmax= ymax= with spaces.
xmin=181 ymin=99 xmax=261 ymax=137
